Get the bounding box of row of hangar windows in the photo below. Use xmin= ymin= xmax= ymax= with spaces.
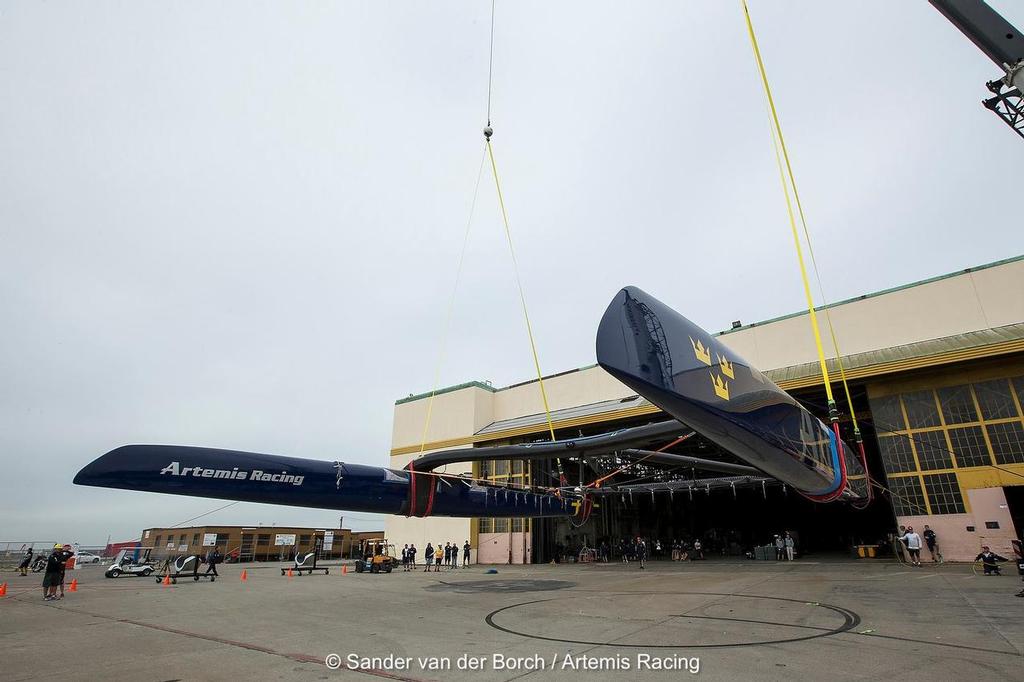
xmin=869 ymin=375 xmax=1024 ymax=517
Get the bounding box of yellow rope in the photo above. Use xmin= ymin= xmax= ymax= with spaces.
xmin=743 ymin=0 xmax=835 ymax=407
xmin=486 ymin=138 xmax=557 ymax=441
xmin=418 ymin=146 xmax=489 ymax=454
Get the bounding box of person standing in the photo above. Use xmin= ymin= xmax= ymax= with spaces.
xmin=42 ymin=545 xmax=64 ymax=601
xmin=693 ymin=539 xmax=703 ymax=560
xmin=922 ymin=525 xmax=941 ymax=562
xmin=18 ymin=546 xmax=34 ymax=577
xmin=450 ymin=540 xmax=458 ymax=569
xmin=901 ymin=527 xmax=923 ymax=567
xmin=774 ymin=535 xmax=784 ymax=561
xmin=444 ymin=542 xmax=451 ymax=568
xmin=462 ymin=540 xmax=471 ymax=568
xmin=401 ymin=544 xmax=409 ymax=571
xmin=784 ymin=533 xmax=795 ymax=561
xmin=433 ymin=544 xmax=443 ymax=572
xmin=57 ymin=545 xmax=75 ymax=599
xmin=408 ymin=543 xmax=417 ymax=569
xmin=205 ymin=546 xmax=221 ymax=577
xmin=637 ymin=537 xmax=648 ymax=570
xmin=423 ymin=543 xmax=433 ymax=572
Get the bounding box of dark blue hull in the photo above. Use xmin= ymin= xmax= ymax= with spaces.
xmin=597 ymin=286 xmax=863 ymax=499
xmin=73 ymin=444 xmax=572 ymax=518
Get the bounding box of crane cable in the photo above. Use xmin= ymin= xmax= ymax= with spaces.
xmin=743 ymin=0 xmax=849 ymax=502
xmin=482 ymin=0 xmax=558 ymax=444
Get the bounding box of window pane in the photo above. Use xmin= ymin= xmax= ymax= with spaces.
xmin=511 ymin=459 xmax=525 ymax=475
xmin=478 ymin=517 xmax=493 ymax=533
xmin=974 ymin=379 xmax=1018 ymax=420
xmin=869 ymin=395 xmax=905 ymax=432
xmin=493 ymin=460 xmax=509 ymax=476
xmin=922 ymin=473 xmax=966 ymax=514
xmin=1012 ymin=376 xmax=1024 ymax=409
xmin=902 ymin=391 xmax=940 ymax=429
xmin=511 ymin=517 xmax=524 ymax=532
xmin=192 ymin=534 xmax=200 ymax=546
xmin=948 ymin=426 xmax=991 ymax=467
xmin=937 ymin=385 xmax=978 ymax=424
xmin=878 ymin=434 xmax=917 ymax=473
xmin=987 ymin=422 xmax=1024 ymax=464
xmin=913 ymin=431 xmax=952 ymax=470
xmin=480 ymin=460 xmax=492 ymax=478
xmin=887 ymin=476 xmax=928 ymax=516
xmin=493 ymin=518 xmax=509 ymax=533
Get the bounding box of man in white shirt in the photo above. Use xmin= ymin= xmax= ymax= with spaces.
xmin=901 ymin=526 xmax=923 ymax=567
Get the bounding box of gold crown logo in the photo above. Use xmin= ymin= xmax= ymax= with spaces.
xmin=717 ymin=354 xmax=735 ymax=379
xmin=690 ymin=336 xmax=712 ymax=366
xmin=711 ymin=373 xmax=730 ymax=400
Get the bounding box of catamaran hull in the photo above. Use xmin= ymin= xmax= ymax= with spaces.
xmin=73 ymin=444 xmax=572 ymax=518
xmin=596 ymin=286 xmax=863 ymax=499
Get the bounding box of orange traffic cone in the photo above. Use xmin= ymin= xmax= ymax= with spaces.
xmin=0 ymin=582 xmax=8 ymax=596
xmin=240 ymin=569 xmax=247 ymax=582
xmin=286 ymin=568 xmax=294 ymax=578
xmin=341 ymin=565 xmax=347 ymax=575
xmin=162 ymin=574 xmax=172 ymax=586
xmin=68 ymin=579 xmax=78 ymax=592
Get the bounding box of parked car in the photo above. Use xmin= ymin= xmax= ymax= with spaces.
xmin=75 ymin=551 xmax=102 ymax=564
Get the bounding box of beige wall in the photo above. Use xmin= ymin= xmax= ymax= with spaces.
xmin=718 ymin=259 xmax=1024 ymax=371
xmin=896 ymin=486 xmax=1018 ymax=562
xmin=478 ymin=532 xmax=531 ymax=564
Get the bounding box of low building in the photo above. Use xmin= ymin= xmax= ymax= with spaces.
xmin=140 ymin=525 xmax=383 ymax=562
xmin=386 ymin=256 xmax=1024 ymax=563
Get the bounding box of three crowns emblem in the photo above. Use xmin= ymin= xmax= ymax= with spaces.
xmin=691 ymin=336 xmax=734 ymax=401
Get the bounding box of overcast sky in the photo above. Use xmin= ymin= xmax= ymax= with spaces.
xmin=2 ymin=1 xmax=1022 ymax=545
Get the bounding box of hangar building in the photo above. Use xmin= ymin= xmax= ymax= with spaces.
xmin=386 ymin=257 xmax=1024 ymax=563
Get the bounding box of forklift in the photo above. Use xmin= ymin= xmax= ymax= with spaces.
xmin=354 ymin=539 xmax=397 ymax=574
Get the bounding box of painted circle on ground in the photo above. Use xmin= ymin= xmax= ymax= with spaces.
xmin=485 ymin=592 xmax=860 ymax=649
xmin=427 ymin=579 xmax=576 ymax=594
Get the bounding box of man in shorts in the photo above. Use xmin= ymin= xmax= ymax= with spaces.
xmin=42 ymin=545 xmax=65 ymax=601
xmin=58 ymin=544 xmax=75 ymax=598
xmin=901 ymin=526 xmax=923 ymax=567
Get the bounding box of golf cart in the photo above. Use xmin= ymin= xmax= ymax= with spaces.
xmin=105 ymin=547 xmax=156 ymax=578
xmin=354 ymin=540 xmax=396 ymax=574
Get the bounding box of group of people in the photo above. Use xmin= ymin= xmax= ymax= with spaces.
xmin=401 ymin=541 xmax=470 ymax=571
xmin=897 ymin=525 xmax=941 ymax=567
xmin=37 ymin=544 xmax=75 ymax=601
xmin=772 ymin=532 xmax=796 ymax=561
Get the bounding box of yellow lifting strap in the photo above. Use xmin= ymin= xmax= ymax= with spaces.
xmin=487 ymin=139 xmax=558 ymax=441
xmin=742 ymin=0 xmax=837 ymax=408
